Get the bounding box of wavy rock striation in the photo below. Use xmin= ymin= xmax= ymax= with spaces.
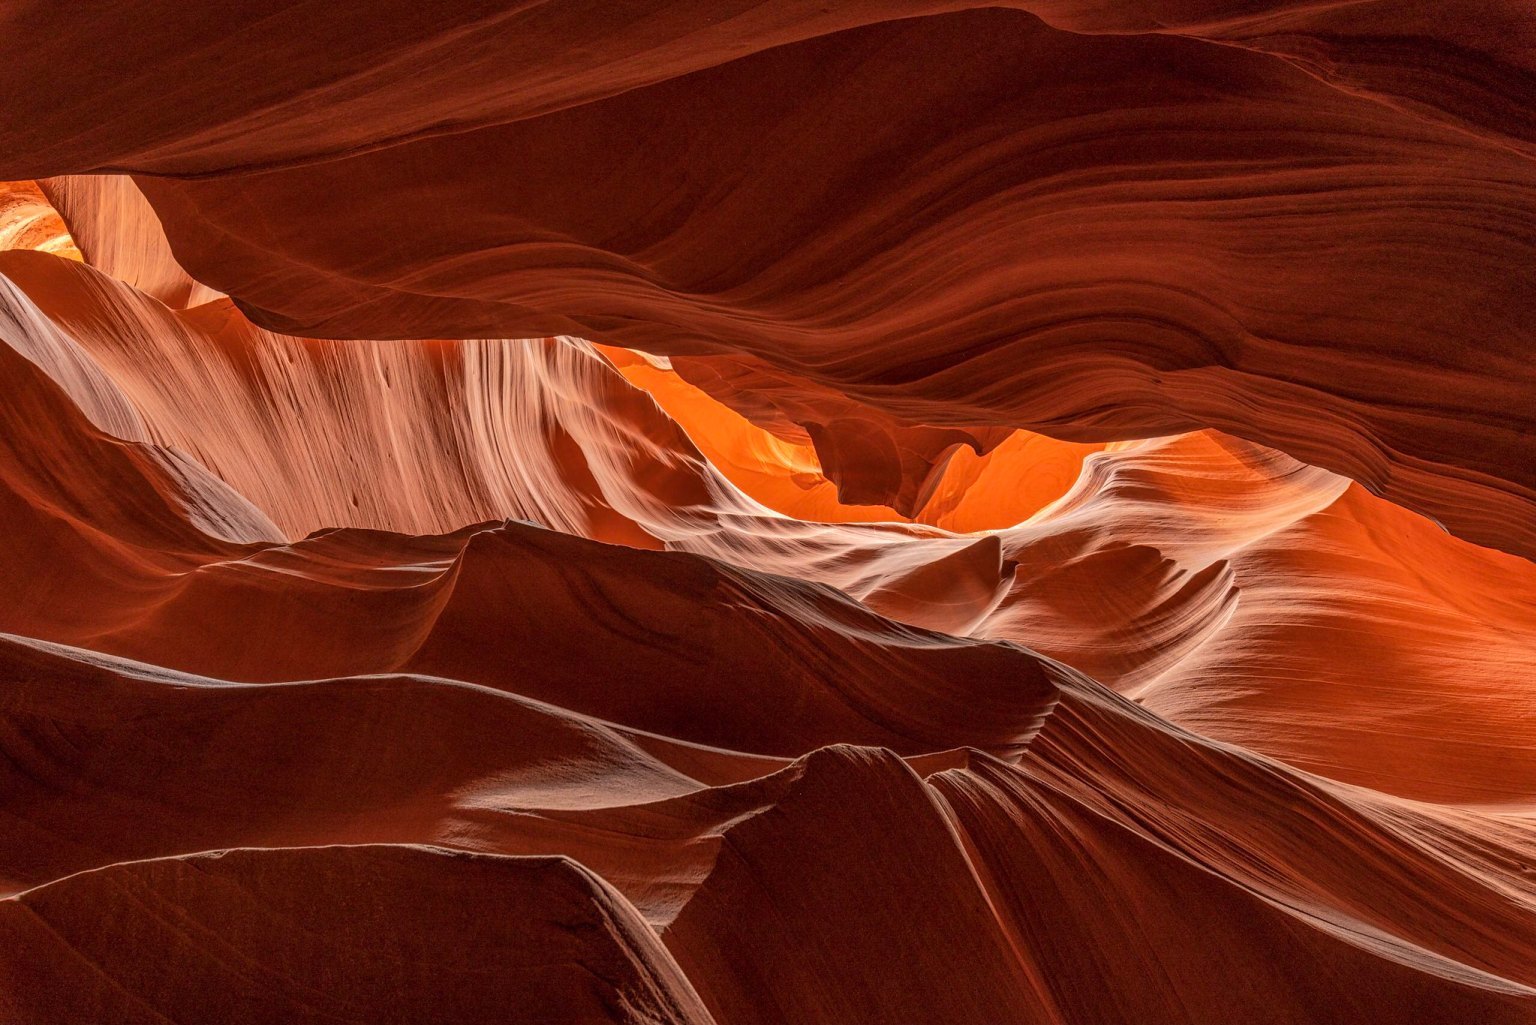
xmin=4 ymin=4 xmax=1531 ymax=556
xmin=0 ymin=9 xmax=1534 ymax=1020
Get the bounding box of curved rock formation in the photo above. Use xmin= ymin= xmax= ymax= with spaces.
xmin=5 ymin=4 xmax=1531 ymax=556
xmin=36 ymin=175 xmax=222 ymax=308
xmin=1 ymin=7 xmax=1534 ymax=1019
xmin=0 ymin=180 xmax=76 ymax=258
xmin=0 ymin=845 xmax=715 ymax=1025
xmin=4 ymin=633 xmax=1534 ymax=1023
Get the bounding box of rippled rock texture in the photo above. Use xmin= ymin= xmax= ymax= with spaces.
xmin=2 ymin=4 xmax=1535 ymax=1022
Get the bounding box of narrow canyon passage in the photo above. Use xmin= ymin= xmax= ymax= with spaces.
xmin=1 ymin=5 xmax=1534 ymax=1022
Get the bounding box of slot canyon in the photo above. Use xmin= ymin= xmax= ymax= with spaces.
xmin=1 ymin=3 xmax=1534 ymax=1022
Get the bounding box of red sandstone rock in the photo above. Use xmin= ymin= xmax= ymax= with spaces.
xmin=0 ymin=8 xmax=1534 ymax=1017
